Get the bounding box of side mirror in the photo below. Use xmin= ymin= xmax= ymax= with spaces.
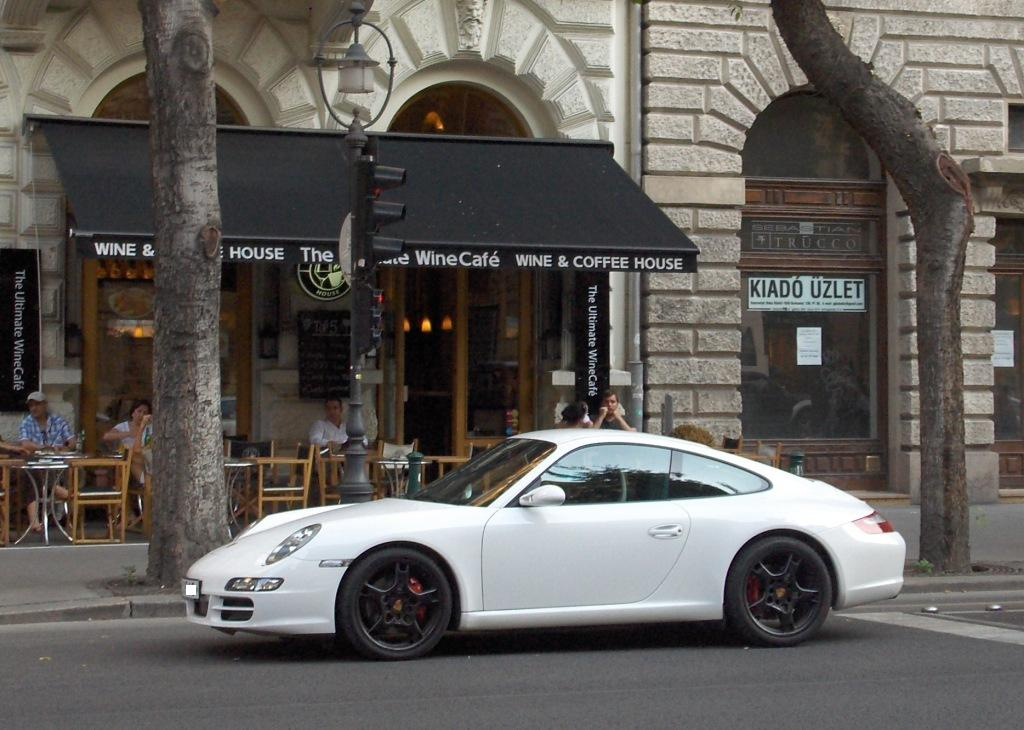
xmin=519 ymin=484 xmax=566 ymax=507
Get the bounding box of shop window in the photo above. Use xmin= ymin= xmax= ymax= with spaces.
xmin=390 ymin=83 xmax=528 ymax=138
xmin=993 ymin=220 xmax=1024 ymax=440
xmin=742 ymin=94 xmax=885 ymax=449
xmin=1010 ymin=106 xmax=1024 ymax=152
xmin=740 ymin=274 xmax=877 ymax=439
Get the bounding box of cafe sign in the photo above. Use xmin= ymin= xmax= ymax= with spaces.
xmin=747 ymin=275 xmax=866 ymax=312
xmin=296 ymin=264 xmax=350 ymax=302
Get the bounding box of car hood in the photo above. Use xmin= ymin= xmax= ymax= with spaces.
xmin=214 ymin=498 xmax=480 ymax=565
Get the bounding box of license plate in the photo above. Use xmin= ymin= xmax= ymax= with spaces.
xmin=182 ymin=579 xmax=201 ymax=599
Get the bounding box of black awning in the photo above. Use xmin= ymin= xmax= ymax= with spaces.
xmin=26 ymin=115 xmax=698 ymax=272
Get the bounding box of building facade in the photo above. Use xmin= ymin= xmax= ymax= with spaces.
xmin=2 ymin=0 xmax=1023 ymax=501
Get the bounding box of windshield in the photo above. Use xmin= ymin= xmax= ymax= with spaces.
xmin=411 ymin=438 xmax=556 ymax=506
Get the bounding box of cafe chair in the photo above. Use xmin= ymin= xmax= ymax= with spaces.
xmin=255 ymin=443 xmax=314 ymax=518
xmin=227 ymin=439 xmax=275 ymax=459
xmin=123 ymin=450 xmax=151 ymax=536
xmin=316 ymin=443 xmax=345 ymax=505
xmin=739 ymin=440 xmax=783 ymax=469
xmin=0 ymin=459 xmax=21 ymax=546
xmin=68 ymin=457 xmax=129 ymax=544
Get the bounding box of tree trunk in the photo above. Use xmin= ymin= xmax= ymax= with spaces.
xmin=771 ymin=0 xmax=972 ymax=572
xmin=140 ymin=0 xmax=227 ymax=584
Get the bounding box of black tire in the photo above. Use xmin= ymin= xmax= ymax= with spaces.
xmin=724 ymin=536 xmax=832 ymax=647
xmin=337 ymin=547 xmax=452 ymax=660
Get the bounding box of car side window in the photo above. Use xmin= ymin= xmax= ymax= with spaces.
xmin=538 ymin=444 xmax=672 ymax=504
xmin=669 ymin=450 xmax=770 ymax=498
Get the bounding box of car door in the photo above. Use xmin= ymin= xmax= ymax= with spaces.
xmin=481 ymin=443 xmax=690 ymax=610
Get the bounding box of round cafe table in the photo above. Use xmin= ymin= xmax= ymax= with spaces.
xmin=14 ymin=457 xmax=78 ymax=545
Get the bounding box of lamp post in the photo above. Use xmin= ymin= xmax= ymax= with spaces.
xmin=314 ymin=1 xmax=398 ymax=503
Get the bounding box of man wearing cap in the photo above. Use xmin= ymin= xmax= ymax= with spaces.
xmin=18 ymin=391 xmax=75 ymax=534
xmin=19 ymin=391 xmax=77 ymax=453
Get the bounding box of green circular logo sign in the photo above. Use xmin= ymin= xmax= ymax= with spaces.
xmin=296 ymin=264 xmax=350 ymax=301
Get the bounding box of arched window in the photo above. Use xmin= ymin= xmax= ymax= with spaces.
xmin=743 ymin=93 xmax=880 ymax=181
xmin=92 ymin=73 xmax=246 ymax=125
xmin=389 ymin=83 xmax=528 ymax=138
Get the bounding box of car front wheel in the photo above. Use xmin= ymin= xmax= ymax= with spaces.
xmin=337 ymin=547 xmax=452 ymax=660
xmin=724 ymin=536 xmax=832 ymax=647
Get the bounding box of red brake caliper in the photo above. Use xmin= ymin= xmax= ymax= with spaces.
xmin=409 ymin=576 xmax=428 ymax=623
xmin=746 ymin=575 xmax=762 ymax=606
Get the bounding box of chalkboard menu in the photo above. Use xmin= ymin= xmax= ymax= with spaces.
xmin=297 ymin=310 xmax=350 ymax=399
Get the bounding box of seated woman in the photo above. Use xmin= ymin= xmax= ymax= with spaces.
xmin=102 ymin=399 xmax=152 ymax=485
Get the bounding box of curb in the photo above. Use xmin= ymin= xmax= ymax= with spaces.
xmin=0 ymin=594 xmax=182 ymax=626
xmin=900 ymin=574 xmax=1024 ymax=594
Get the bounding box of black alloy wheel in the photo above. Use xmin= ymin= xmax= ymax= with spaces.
xmin=337 ymin=547 xmax=452 ymax=660
xmin=724 ymin=536 xmax=832 ymax=647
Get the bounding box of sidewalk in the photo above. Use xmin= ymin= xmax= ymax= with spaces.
xmin=0 ymin=502 xmax=1021 ymax=626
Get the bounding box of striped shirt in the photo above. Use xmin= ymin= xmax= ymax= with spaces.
xmin=19 ymin=413 xmax=74 ymax=449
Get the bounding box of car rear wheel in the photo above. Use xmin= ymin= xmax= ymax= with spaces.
xmin=724 ymin=536 xmax=832 ymax=647
xmin=337 ymin=547 xmax=452 ymax=660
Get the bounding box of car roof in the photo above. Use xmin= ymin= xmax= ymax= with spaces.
xmin=515 ymin=428 xmax=716 ymax=453
xmin=513 ymin=429 xmax=784 ymax=477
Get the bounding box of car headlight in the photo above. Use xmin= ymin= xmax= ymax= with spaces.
xmin=265 ymin=524 xmax=321 ymax=565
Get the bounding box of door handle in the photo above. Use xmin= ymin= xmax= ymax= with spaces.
xmin=648 ymin=524 xmax=684 ymax=539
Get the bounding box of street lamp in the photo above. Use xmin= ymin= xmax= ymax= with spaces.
xmin=314 ymin=1 xmax=399 ymax=503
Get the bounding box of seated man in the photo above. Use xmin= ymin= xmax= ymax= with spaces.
xmin=308 ymin=397 xmax=367 ymax=449
xmin=18 ymin=391 xmax=75 ymax=533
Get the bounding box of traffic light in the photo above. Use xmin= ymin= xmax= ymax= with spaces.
xmin=352 ymin=281 xmax=386 ymax=356
xmin=357 ymin=156 xmax=406 ymax=264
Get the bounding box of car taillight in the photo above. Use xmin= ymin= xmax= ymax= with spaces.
xmin=853 ymin=511 xmax=895 ymax=534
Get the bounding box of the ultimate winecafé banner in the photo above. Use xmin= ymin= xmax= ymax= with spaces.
xmin=0 ymin=249 xmax=41 ymax=411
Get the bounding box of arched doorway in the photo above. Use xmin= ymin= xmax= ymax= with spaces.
xmin=384 ymin=83 xmax=533 ymax=456
xmin=740 ymin=93 xmax=888 ymax=490
xmin=79 ymin=75 xmax=252 ymax=448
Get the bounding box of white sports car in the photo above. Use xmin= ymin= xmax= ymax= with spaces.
xmin=184 ymin=430 xmax=905 ymax=660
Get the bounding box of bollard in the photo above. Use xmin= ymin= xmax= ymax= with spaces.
xmin=661 ymin=394 xmax=674 ymax=435
xmin=406 ymin=451 xmax=424 ymax=496
xmin=788 ymin=450 xmax=805 ymax=476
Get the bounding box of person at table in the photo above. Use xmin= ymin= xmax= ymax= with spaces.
xmin=19 ymin=391 xmax=77 ymax=453
xmin=0 ymin=436 xmax=29 ymax=456
xmin=308 ymin=397 xmax=367 ymax=449
xmin=102 ymin=399 xmax=152 ymax=484
xmin=592 ymin=389 xmax=636 ymax=432
xmin=556 ymin=402 xmax=591 ymax=428
xmin=18 ymin=391 xmax=73 ymax=533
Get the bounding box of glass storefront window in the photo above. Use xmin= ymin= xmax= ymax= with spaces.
xmin=740 ymin=274 xmax=877 ymax=439
xmin=993 ymin=275 xmax=1021 ymax=440
xmin=94 ymin=261 xmax=240 ymax=438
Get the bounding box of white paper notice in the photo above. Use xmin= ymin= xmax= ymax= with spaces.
xmin=797 ymin=327 xmax=822 ymax=366
xmin=992 ymin=329 xmax=1014 ymax=368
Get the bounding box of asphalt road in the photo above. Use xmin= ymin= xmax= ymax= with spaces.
xmin=3 ymin=613 xmax=1023 ymax=730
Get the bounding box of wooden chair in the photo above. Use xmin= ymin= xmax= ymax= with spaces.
xmin=255 ymin=443 xmax=314 ymax=518
xmin=69 ymin=457 xmax=129 ymax=544
xmin=738 ymin=441 xmax=783 ymax=468
xmin=123 ymin=450 xmax=152 ymax=535
xmin=316 ymin=444 xmax=345 ymax=505
xmin=0 ymin=459 xmax=22 ymax=546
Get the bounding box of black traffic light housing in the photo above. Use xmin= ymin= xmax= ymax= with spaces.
xmin=354 ymin=155 xmax=406 ymax=265
xmin=352 ymin=281 xmax=385 ymax=356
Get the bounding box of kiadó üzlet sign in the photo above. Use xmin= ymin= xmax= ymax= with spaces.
xmin=747 ymin=275 xmax=866 ymax=312
xmin=80 ymin=238 xmax=694 ymax=272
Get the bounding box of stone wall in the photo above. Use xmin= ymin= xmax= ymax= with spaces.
xmin=641 ymin=0 xmax=1020 ymax=500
